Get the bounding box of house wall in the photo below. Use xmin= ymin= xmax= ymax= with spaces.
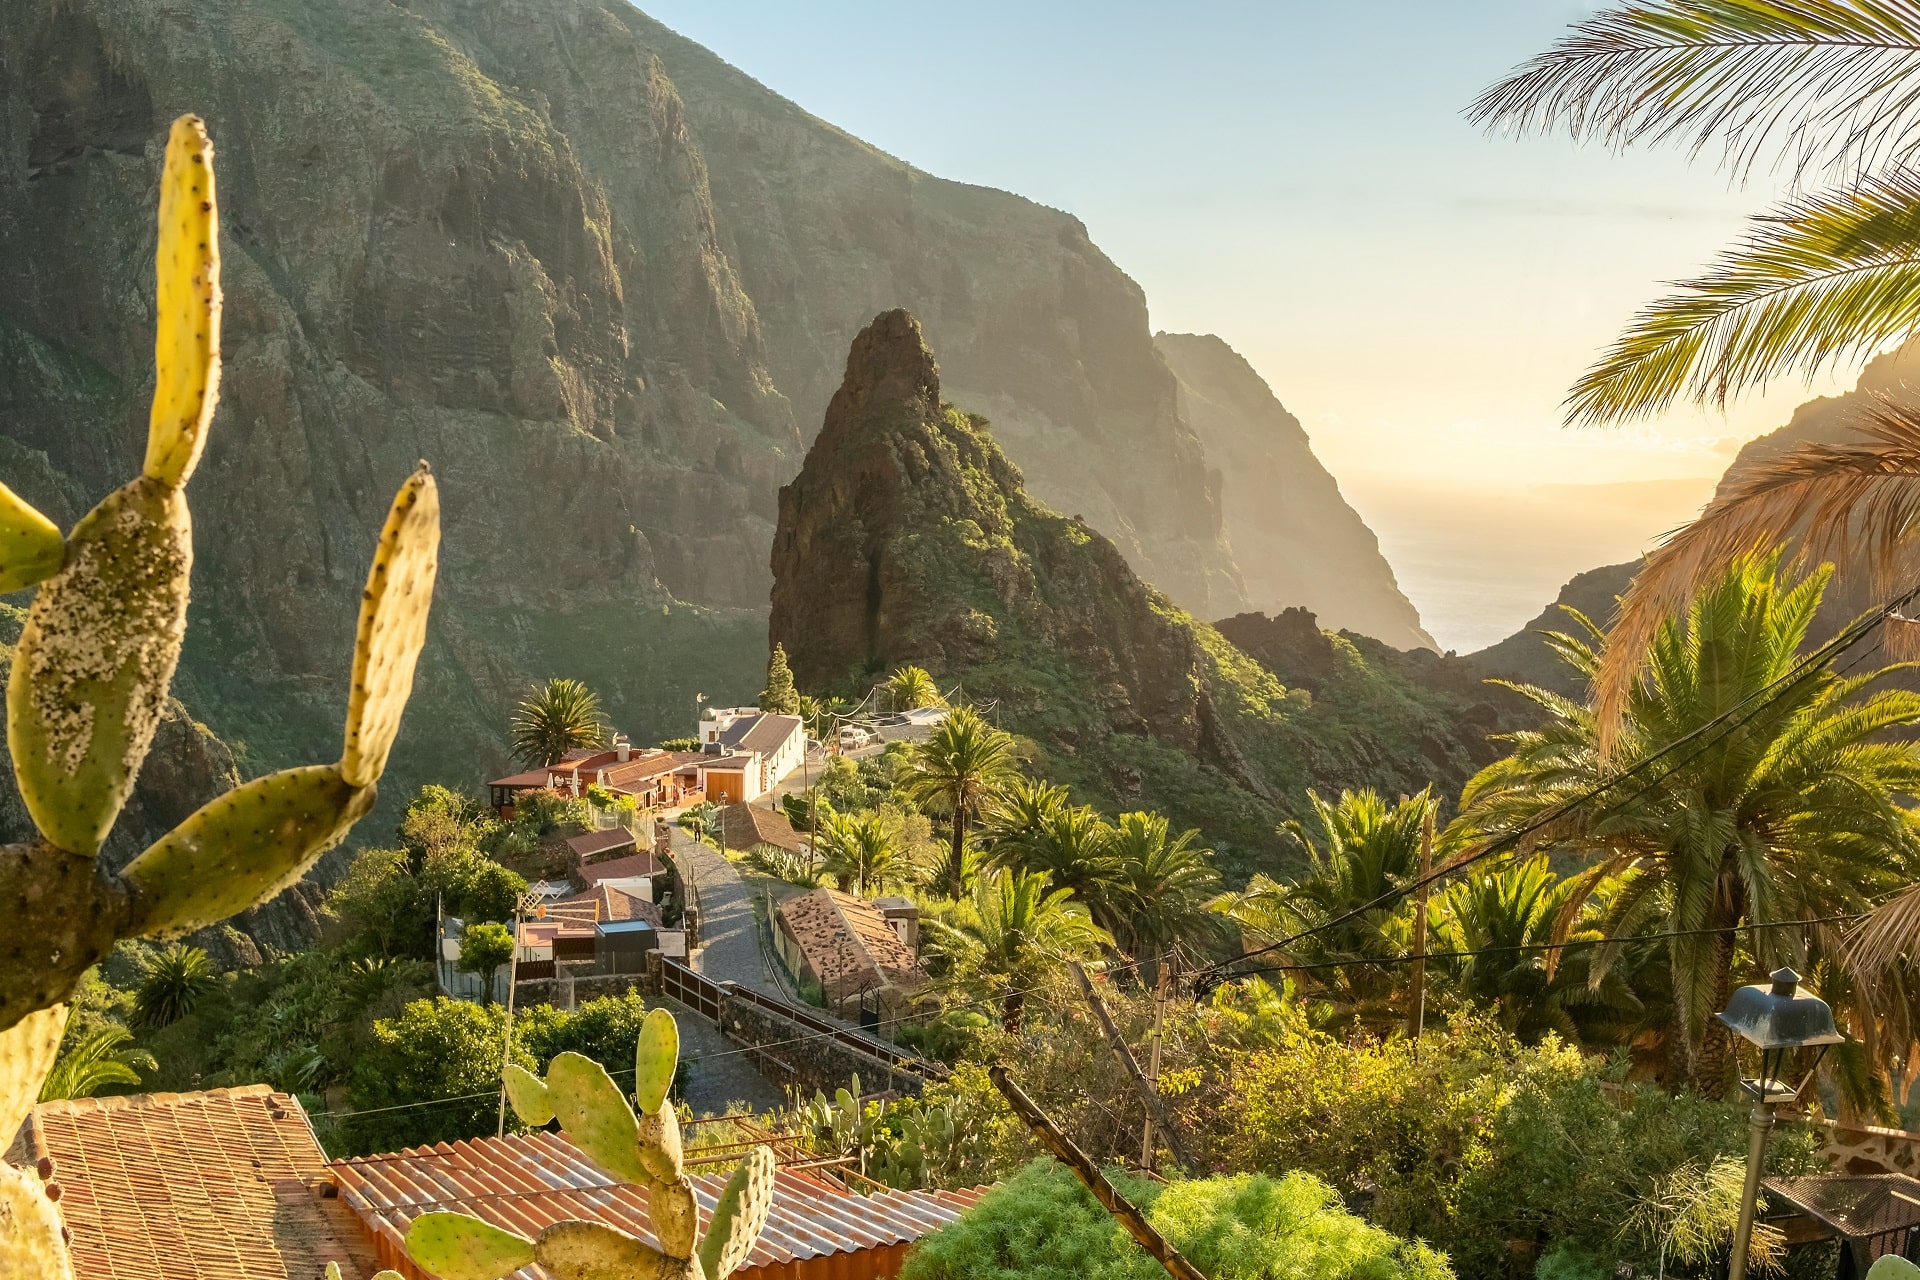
xmin=705 ymin=769 xmax=752 ymax=803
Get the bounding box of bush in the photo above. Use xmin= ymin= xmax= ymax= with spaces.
xmin=899 ymin=1158 xmax=1451 ymax=1280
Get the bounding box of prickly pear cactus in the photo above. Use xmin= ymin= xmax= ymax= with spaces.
xmin=406 ymin=1009 xmax=776 ymax=1280
xmin=0 ymin=114 xmax=440 ymax=1273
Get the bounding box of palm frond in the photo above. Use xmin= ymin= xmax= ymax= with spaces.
xmin=1594 ymin=400 xmax=1920 ymax=741
xmin=1471 ymin=0 xmax=1920 ymax=181
xmin=1566 ymin=173 xmax=1920 ymax=423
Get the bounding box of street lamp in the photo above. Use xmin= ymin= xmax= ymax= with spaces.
xmin=1717 ymin=967 xmax=1844 ymax=1280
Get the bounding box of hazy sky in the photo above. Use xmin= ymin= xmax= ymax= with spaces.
xmin=639 ymin=0 xmax=1868 ymax=650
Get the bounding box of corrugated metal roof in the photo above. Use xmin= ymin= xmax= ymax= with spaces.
xmin=331 ymin=1131 xmax=985 ymax=1280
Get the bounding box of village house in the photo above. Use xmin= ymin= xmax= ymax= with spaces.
xmin=699 ymin=708 xmax=808 ymax=795
xmin=718 ymin=800 xmax=809 ymax=856
xmin=773 ymin=888 xmax=928 ymax=1019
xmin=488 ymin=738 xmax=708 ymax=818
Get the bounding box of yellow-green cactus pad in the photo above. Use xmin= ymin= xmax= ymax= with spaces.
xmin=0 ymin=1005 xmax=66 ymax=1140
xmin=120 ymin=765 xmax=374 ymax=938
xmin=340 ymin=464 xmax=439 ymax=788
xmin=636 ymin=1102 xmax=684 ymax=1182
xmin=546 ymin=1053 xmax=649 ymax=1185
xmin=535 ymin=1220 xmax=676 ymax=1280
xmin=649 ymin=1176 xmax=698 ymax=1260
xmin=404 ymin=1212 xmax=535 ymax=1280
xmin=1869 ymin=1259 xmax=1920 ymax=1280
xmin=634 ymin=1007 xmax=679 ymax=1115
xmin=699 ymin=1147 xmax=775 ymax=1280
xmin=8 ymin=477 xmax=190 ymax=855
xmin=504 ymin=1063 xmax=555 ymax=1127
xmin=0 ymin=1162 xmax=74 ymax=1280
xmin=142 ymin=115 xmax=221 ymax=489
xmin=0 ymin=482 xmax=62 ymax=594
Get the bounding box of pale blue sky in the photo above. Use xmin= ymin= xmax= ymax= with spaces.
xmin=637 ymin=1 xmax=1859 ymax=648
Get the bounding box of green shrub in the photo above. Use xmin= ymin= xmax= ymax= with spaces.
xmin=1534 ymin=1246 xmax=1609 ymax=1280
xmin=899 ymin=1158 xmax=1452 ymax=1280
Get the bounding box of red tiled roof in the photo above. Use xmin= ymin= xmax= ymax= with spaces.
xmin=13 ymin=1086 xmax=380 ymax=1280
xmin=775 ymin=890 xmax=928 ymax=1002
xmin=564 ymin=828 xmax=637 ymax=861
xmin=550 ymin=885 xmax=665 ymax=928
xmin=579 ymin=852 xmax=664 ymax=884
xmin=719 ymin=803 xmax=806 ymax=855
xmin=489 ymin=769 xmax=552 ymax=789
xmin=330 ymin=1130 xmax=986 ymax=1280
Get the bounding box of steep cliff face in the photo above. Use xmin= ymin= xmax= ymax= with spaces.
xmin=0 ymin=0 xmax=1261 ymax=808
xmin=1155 ymin=333 xmax=1434 ymax=650
xmin=772 ymin=312 xmax=1532 ymax=870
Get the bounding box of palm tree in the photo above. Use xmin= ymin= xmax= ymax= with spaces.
xmin=38 ymin=1024 xmax=156 ymax=1101
xmin=1105 ymin=811 xmax=1225 ymax=968
xmin=981 ymin=776 xmax=1072 ymax=857
xmin=928 ymin=868 xmax=1111 ymax=1031
xmin=798 ymin=693 xmax=854 ymax=743
xmin=132 ymin=943 xmax=217 ymax=1029
xmin=1455 ymin=554 xmax=1920 ymax=1095
xmin=1472 ymin=5 xmax=1920 ymax=728
xmin=901 ymin=707 xmax=1020 ymax=898
xmin=817 ymin=809 xmax=904 ymax=896
xmin=987 ymin=788 xmax=1121 ymax=914
xmin=511 ymin=677 xmax=609 ymax=767
xmin=883 ymin=665 xmax=947 ymax=713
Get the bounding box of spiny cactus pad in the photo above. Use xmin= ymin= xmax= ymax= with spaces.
xmin=119 ymin=765 xmax=375 ymax=938
xmin=0 ymin=1006 xmax=67 ymax=1140
xmin=503 ymin=1063 xmax=555 ymax=1126
xmin=699 ymin=1146 xmax=775 ymax=1280
xmin=340 ymin=464 xmax=440 ymax=788
xmin=649 ymin=1176 xmax=698 ymax=1259
xmin=142 ymin=115 xmax=221 ymax=489
xmin=635 ymin=1104 xmax=685 ymax=1182
xmin=8 ymin=478 xmax=191 ymax=855
xmin=545 ymin=1052 xmax=650 ymax=1185
xmin=535 ymin=1220 xmax=680 ymax=1280
xmin=0 ymin=1163 xmax=75 ymax=1280
xmin=406 ymin=1212 xmax=537 ymax=1280
xmin=634 ymin=1007 xmax=678 ymax=1115
xmin=0 ymin=844 xmax=128 ymax=1034
xmin=0 ymin=483 xmax=63 ymax=594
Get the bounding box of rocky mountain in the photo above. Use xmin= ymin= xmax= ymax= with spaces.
xmin=772 ymin=310 xmax=1532 ymax=870
xmin=1155 ymin=333 xmax=1434 ymax=650
xmin=1465 ymin=562 xmax=1635 ymax=696
xmin=0 ymin=0 xmax=1445 ymax=824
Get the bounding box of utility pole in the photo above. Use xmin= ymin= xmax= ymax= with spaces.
xmin=1143 ymin=957 xmax=1171 ymax=1169
xmin=1068 ymin=962 xmax=1193 ymax=1171
xmin=497 ymin=887 xmax=541 ymax=1138
xmin=1405 ymin=802 xmax=1435 ymax=1044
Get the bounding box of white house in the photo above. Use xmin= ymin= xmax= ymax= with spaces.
xmin=696 ymin=709 xmax=806 ymax=795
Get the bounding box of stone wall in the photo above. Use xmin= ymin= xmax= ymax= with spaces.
xmin=513 ymin=972 xmax=647 ymax=1012
xmin=716 ymin=992 xmax=925 ymax=1101
xmin=1814 ymin=1119 xmax=1920 ymax=1175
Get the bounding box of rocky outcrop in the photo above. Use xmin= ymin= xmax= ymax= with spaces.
xmin=1157 ymin=334 xmax=1433 ymax=649
xmin=1465 ymin=562 xmax=1636 ymax=696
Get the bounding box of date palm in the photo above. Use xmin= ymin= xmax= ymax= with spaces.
xmin=817 ymin=809 xmax=904 ymax=896
xmin=901 ymin=706 xmax=1020 ymax=898
xmin=510 ymin=676 xmax=609 ymax=767
xmin=1105 ymin=811 xmax=1225 ymax=967
xmin=927 ymin=868 xmax=1110 ymax=1031
xmin=38 ymin=1024 xmax=156 ymax=1101
xmin=132 ymin=942 xmax=217 ymax=1029
xmin=1454 ymin=554 xmax=1920 ymax=1095
xmin=883 ymin=665 xmax=947 ymax=713
xmin=986 ymin=786 xmax=1120 ymax=915
xmin=1473 ymin=4 xmax=1920 ymax=731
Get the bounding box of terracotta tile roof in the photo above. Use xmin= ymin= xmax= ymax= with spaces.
xmin=578 ymin=851 xmax=664 ymax=884
xmin=330 ymin=1130 xmax=986 ymax=1280
xmin=564 ymin=828 xmax=637 ymax=862
xmin=775 ymin=890 xmax=929 ymax=1002
xmin=12 ymin=1085 xmax=379 ymax=1280
xmin=549 ymin=885 xmax=665 ymax=928
xmin=597 ymin=752 xmax=705 ymax=790
xmin=489 ymin=769 xmax=553 ymax=788
xmin=719 ymin=803 xmax=807 ymax=855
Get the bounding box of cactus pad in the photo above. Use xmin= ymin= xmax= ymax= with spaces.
xmin=0 ymin=483 xmax=63 ymax=594
xmin=404 ymin=1212 xmax=536 ymax=1280
xmin=649 ymin=1176 xmax=698 ymax=1259
xmin=503 ymin=1063 xmax=555 ymax=1127
xmin=0 ymin=843 xmax=130 ymax=1034
xmin=8 ymin=478 xmax=191 ymax=855
xmin=634 ymin=1006 xmax=679 ymax=1115
xmin=635 ymin=1102 xmax=684 ymax=1182
xmin=699 ymin=1146 xmax=775 ymax=1280
xmin=142 ymin=115 xmax=221 ymax=490
xmin=0 ymin=1163 xmax=74 ymax=1280
xmin=0 ymin=1006 xmax=67 ymax=1139
xmin=546 ymin=1052 xmax=650 ymax=1185
xmin=120 ymin=765 xmax=374 ymax=938
xmin=340 ymin=464 xmax=439 ymax=788
xmin=535 ymin=1220 xmax=678 ymax=1280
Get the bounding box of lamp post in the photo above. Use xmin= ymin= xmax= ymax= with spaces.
xmin=1716 ymin=967 xmax=1844 ymax=1280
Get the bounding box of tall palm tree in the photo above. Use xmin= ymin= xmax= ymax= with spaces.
xmin=987 ymin=790 xmax=1121 ymax=915
xmin=817 ymin=809 xmax=904 ymax=896
xmin=1473 ymin=5 xmax=1920 ymax=730
xmin=883 ymin=665 xmax=947 ymax=713
xmin=132 ymin=943 xmax=217 ymax=1029
xmin=981 ymin=776 xmax=1073 ymax=859
xmin=1105 ymin=811 xmax=1225 ymax=967
xmin=1455 ymin=554 xmax=1920 ymax=1095
xmin=511 ymin=676 xmax=610 ymax=767
xmin=901 ymin=707 xmax=1020 ymax=898
xmin=928 ymin=868 xmax=1111 ymax=1031
xmin=38 ymin=1024 xmax=156 ymax=1101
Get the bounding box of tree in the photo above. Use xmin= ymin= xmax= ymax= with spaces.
xmin=818 ymin=809 xmax=905 ymax=896
xmin=511 ymin=677 xmax=609 ymax=767
xmin=38 ymin=1024 xmax=155 ymax=1101
xmin=458 ymin=922 xmax=517 ymax=1006
xmin=797 ymin=693 xmax=854 ymax=742
xmin=1455 ymin=554 xmax=1920 ymax=1095
xmin=132 ymin=943 xmax=218 ymax=1029
xmin=761 ymin=644 xmax=801 ymax=715
xmin=929 ymin=868 xmax=1110 ymax=1031
xmin=902 ymin=707 xmax=1020 ymax=899
xmin=883 ymin=665 xmax=946 ymax=713
xmin=988 ymin=792 xmax=1118 ymax=914
xmin=1105 ymin=811 xmax=1224 ymax=967
xmin=341 ymin=997 xmax=556 ymax=1155
xmin=1471 ymin=6 xmax=1920 ymax=729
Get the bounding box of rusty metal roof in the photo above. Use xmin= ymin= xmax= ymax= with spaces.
xmin=331 ymin=1131 xmax=984 ymax=1280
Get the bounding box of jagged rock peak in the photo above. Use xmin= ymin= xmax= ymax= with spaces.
xmin=821 ymin=309 xmax=942 ymax=440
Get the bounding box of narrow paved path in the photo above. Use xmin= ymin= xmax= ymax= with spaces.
xmin=669 ymin=825 xmax=791 ymax=1000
